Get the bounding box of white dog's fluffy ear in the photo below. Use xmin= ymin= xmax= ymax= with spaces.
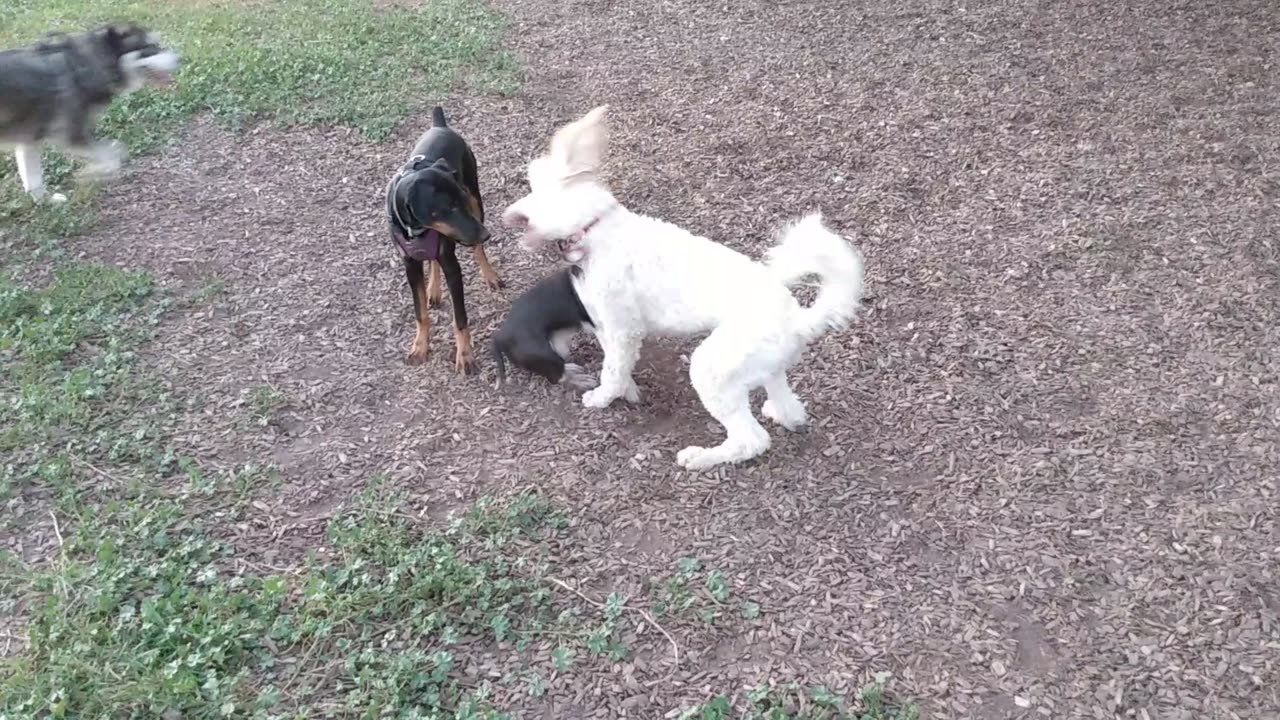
xmin=551 ymin=105 xmax=609 ymax=176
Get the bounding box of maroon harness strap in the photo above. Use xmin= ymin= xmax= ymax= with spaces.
xmin=396 ymin=228 xmax=443 ymax=262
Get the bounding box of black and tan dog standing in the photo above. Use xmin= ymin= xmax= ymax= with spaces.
xmin=386 ymin=106 xmax=503 ymax=374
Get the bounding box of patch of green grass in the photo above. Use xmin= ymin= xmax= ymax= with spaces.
xmin=0 ymin=0 xmax=518 ymax=236
xmin=1 ymin=499 xmax=281 ymax=717
xmin=0 ymin=259 xmax=638 ymax=717
xmin=0 ymin=264 xmax=170 ymax=501
xmin=0 ymin=488 xmax=569 ymax=718
xmin=677 ymin=676 xmax=920 ymax=720
xmin=179 ymin=457 xmax=280 ymax=511
xmin=0 ymin=192 xmax=99 ymax=247
xmin=0 ymin=262 xmax=620 ymax=717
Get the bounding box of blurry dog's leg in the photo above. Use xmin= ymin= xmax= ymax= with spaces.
xmin=79 ymin=140 xmax=125 ymax=179
xmin=15 ymin=145 xmax=65 ymax=203
xmin=64 ymin=118 xmax=125 ymax=181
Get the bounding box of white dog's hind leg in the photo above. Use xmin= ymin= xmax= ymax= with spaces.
xmin=582 ymin=333 xmax=642 ymax=408
xmin=677 ymin=335 xmax=771 ymax=471
xmin=761 ymin=374 xmax=808 ymax=431
xmin=15 ymin=145 xmax=65 ymax=203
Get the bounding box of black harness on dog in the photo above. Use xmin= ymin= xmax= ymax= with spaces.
xmin=387 ymin=155 xmax=443 ymax=262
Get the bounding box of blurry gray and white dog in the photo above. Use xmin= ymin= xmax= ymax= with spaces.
xmin=0 ymin=23 xmax=180 ymax=203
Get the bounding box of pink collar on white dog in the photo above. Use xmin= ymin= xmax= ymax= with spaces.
xmin=559 ymin=205 xmax=616 ymax=263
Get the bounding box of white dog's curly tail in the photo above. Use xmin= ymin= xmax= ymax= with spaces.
xmin=765 ymin=213 xmax=865 ymax=342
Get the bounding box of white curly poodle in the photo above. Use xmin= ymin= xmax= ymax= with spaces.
xmin=502 ymin=106 xmax=866 ymax=471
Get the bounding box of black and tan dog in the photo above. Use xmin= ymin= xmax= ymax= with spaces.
xmin=386 ymin=106 xmax=503 ymax=374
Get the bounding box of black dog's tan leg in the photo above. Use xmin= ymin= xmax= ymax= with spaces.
xmin=438 ymin=243 xmax=477 ymax=375
xmin=426 ymin=260 xmax=444 ymax=308
xmin=454 ymin=326 xmax=476 ymax=376
xmin=460 ymin=186 xmax=503 ymax=291
xmin=404 ymin=256 xmax=431 ymax=365
xmin=471 ymin=246 xmax=504 ymax=291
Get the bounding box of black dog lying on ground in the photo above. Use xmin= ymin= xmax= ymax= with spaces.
xmin=491 ymin=267 xmax=597 ymax=390
xmin=385 ymin=106 xmax=503 ymax=374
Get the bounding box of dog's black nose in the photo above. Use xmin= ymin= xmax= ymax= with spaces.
xmin=479 ymin=226 xmax=492 ymax=243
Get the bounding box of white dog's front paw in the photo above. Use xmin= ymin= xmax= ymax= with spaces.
xmin=622 ymin=379 xmax=641 ymax=404
xmin=762 ymin=399 xmax=808 ymax=432
xmin=582 ymin=387 xmax=616 ymax=408
xmin=677 ymin=446 xmax=717 ymax=471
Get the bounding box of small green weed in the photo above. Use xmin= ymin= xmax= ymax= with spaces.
xmin=191 ymin=279 xmax=227 ymax=305
xmin=246 ymin=384 xmax=283 ymax=428
xmin=649 ymin=557 xmax=752 ymax=624
xmin=179 ymin=458 xmax=278 ymax=510
xmin=583 ymin=591 xmax=631 ymax=662
xmin=677 ymin=676 xmax=920 ymax=720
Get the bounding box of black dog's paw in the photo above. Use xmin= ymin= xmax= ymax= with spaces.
xmin=455 ymin=356 xmax=479 ymax=376
xmin=405 ymin=345 xmax=430 ymax=366
xmin=454 ymin=346 xmax=478 ymax=376
xmin=454 ymin=329 xmax=478 ymax=375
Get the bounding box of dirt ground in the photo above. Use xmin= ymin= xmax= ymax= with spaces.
xmin=55 ymin=0 xmax=1278 ymax=716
